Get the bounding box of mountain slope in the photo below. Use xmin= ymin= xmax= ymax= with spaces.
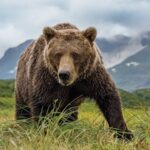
xmin=0 ymin=40 xmax=33 ymax=79
xmin=96 ymin=34 xmax=143 ymax=68
xmin=109 ymin=45 xmax=150 ymax=91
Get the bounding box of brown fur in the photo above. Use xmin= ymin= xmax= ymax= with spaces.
xmin=15 ymin=23 xmax=133 ymax=140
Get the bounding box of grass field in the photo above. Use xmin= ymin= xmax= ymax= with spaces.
xmin=0 ymin=97 xmax=150 ymax=150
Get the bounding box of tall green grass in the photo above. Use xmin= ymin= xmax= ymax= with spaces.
xmin=0 ymin=80 xmax=150 ymax=149
xmin=0 ymin=97 xmax=150 ymax=150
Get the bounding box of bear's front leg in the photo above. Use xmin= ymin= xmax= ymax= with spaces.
xmin=85 ymin=66 xmax=133 ymax=140
xmin=30 ymin=100 xmax=52 ymax=123
xmin=58 ymin=95 xmax=84 ymax=125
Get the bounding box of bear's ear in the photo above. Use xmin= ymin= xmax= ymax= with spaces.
xmin=82 ymin=27 xmax=97 ymax=43
xmin=43 ymin=27 xmax=56 ymax=42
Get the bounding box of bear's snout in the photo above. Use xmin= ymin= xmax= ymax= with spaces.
xmin=58 ymin=54 xmax=78 ymax=86
xmin=59 ymin=70 xmax=70 ymax=81
xmin=58 ymin=69 xmax=72 ymax=86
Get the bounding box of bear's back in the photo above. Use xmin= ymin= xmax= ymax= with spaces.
xmin=53 ymin=23 xmax=78 ymax=31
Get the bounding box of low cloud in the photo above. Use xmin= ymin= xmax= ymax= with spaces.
xmin=0 ymin=0 xmax=150 ymax=58
xmin=0 ymin=25 xmax=26 ymax=58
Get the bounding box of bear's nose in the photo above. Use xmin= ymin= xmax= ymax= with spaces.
xmin=59 ymin=70 xmax=70 ymax=81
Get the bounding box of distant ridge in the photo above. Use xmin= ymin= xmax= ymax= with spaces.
xmin=0 ymin=40 xmax=33 ymax=79
xmin=109 ymin=45 xmax=150 ymax=91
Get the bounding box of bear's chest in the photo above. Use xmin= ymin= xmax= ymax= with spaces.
xmin=46 ymin=84 xmax=70 ymax=103
xmin=43 ymin=85 xmax=70 ymax=111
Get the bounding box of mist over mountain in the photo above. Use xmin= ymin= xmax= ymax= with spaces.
xmin=97 ymin=34 xmax=144 ymax=68
xmin=109 ymin=45 xmax=150 ymax=91
xmin=109 ymin=31 xmax=150 ymax=91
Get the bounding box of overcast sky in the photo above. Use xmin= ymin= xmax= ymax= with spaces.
xmin=0 ymin=0 xmax=150 ymax=58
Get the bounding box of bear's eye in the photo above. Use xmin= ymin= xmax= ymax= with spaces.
xmin=71 ymin=52 xmax=80 ymax=60
xmin=54 ymin=52 xmax=62 ymax=60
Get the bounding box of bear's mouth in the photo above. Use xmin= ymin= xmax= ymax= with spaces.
xmin=58 ymin=78 xmax=74 ymax=86
xmin=58 ymin=79 xmax=70 ymax=86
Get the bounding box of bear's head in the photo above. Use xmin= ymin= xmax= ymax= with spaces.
xmin=43 ymin=26 xmax=97 ymax=86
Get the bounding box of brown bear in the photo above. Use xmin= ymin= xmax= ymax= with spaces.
xmin=15 ymin=23 xmax=133 ymax=140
